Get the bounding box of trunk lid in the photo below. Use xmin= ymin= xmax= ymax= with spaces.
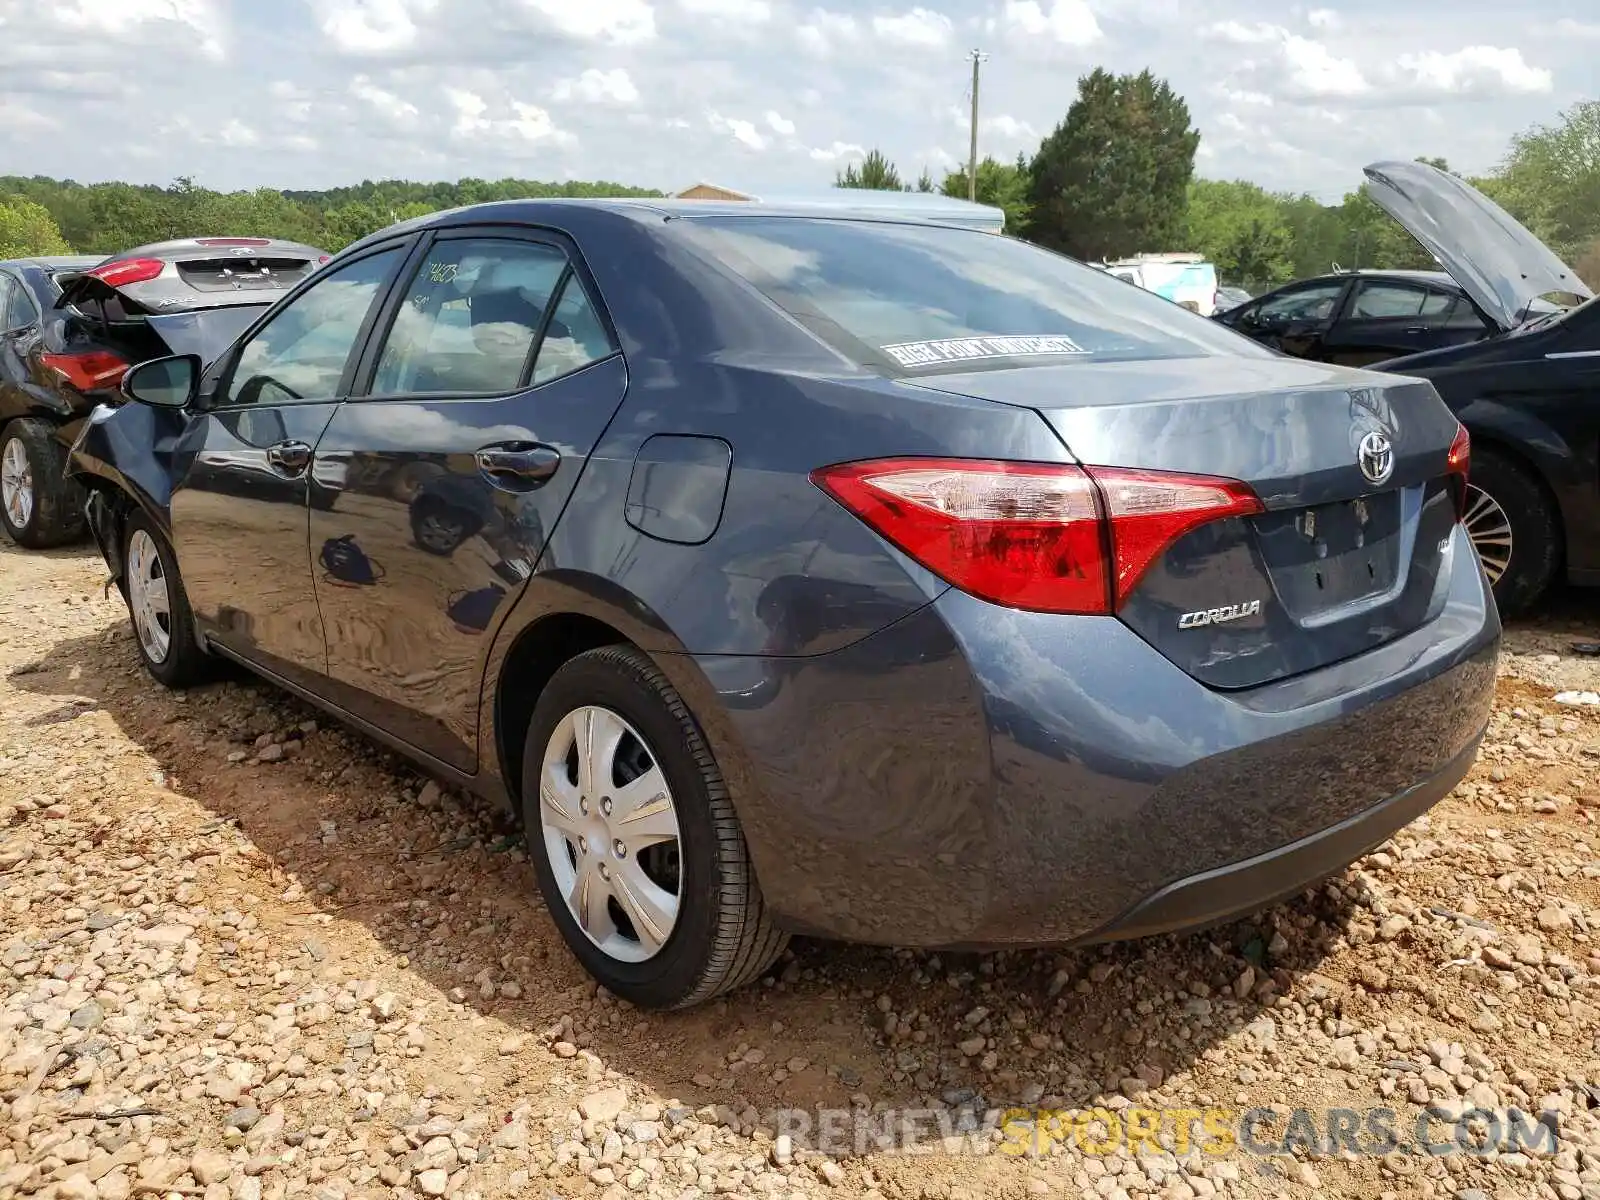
xmin=1362 ymin=159 xmax=1592 ymax=332
xmin=906 ymin=354 xmax=1466 ymax=689
xmin=53 ymin=238 xmax=327 ymax=316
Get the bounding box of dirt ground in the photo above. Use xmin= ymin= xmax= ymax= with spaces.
xmin=5 ymin=540 xmax=1600 ymax=1200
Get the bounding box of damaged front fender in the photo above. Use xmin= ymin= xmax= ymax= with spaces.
xmin=66 ymin=399 xmax=191 ymax=588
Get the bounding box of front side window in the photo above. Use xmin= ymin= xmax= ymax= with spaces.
xmin=1250 ymin=280 xmax=1347 ymax=326
xmin=672 ymin=217 xmax=1267 ymax=375
xmin=371 ymin=238 xmax=569 ymax=396
xmin=218 ymin=247 xmax=402 ymax=407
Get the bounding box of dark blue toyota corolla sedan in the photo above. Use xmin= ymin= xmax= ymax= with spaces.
xmin=65 ymin=198 xmax=1500 ymax=1009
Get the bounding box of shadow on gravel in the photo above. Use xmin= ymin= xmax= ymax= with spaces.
xmin=15 ymin=617 xmax=1364 ymax=1132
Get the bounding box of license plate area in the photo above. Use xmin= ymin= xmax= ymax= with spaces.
xmin=1252 ymin=491 xmax=1401 ymax=619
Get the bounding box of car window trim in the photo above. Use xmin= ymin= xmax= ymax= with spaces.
xmin=346 ymin=225 xmax=621 ymax=404
xmin=1253 ymin=278 xmax=1350 ymax=325
xmin=207 ymin=237 xmax=416 ymax=412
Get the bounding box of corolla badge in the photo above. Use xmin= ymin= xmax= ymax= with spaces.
xmin=1357 ymin=430 xmax=1395 ymax=486
xmin=1178 ymin=600 xmax=1261 ymax=630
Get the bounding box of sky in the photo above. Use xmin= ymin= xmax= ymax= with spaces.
xmin=0 ymin=0 xmax=1594 ymax=203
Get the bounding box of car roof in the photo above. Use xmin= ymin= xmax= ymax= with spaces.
xmin=0 ymin=255 xmax=104 ymax=272
xmin=378 ymin=195 xmax=1001 ymax=232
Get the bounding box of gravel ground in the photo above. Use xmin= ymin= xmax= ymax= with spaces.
xmin=5 ymin=542 xmax=1600 ymax=1200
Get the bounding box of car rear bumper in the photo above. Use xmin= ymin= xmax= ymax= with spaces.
xmin=688 ymin=524 xmax=1499 ymax=949
xmin=1073 ymin=732 xmax=1479 ymax=946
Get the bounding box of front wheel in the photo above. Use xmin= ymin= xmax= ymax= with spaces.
xmin=121 ymin=511 xmax=213 ymax=688
xmin=521 ymin=645 xmax=788 ymax=1010
xmin=1462 ymin=446 xmax=1560 ymax=618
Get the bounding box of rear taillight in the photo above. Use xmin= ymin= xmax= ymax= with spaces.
xmin=86 ymin=258 xmax=164 ymax=287
xmin=810 ymin=457 xmax=1263 ymax=614
xmin=1446 ymin=423 xmax=1470 ymax=518
xmin=41 ymin=349 xmax=130 ymax=391
xmin=196 ymin=238 xmax=270 ymax=247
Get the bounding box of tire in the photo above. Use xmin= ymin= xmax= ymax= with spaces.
xmin=120 ymin=510 xmax=213 ymax=689
xmin=522 ymin=645 xmax=788 ymax=1010
xmin=0 ymin=417 xmax=85 ymax=549
xmin=1463 ymin=446 xmax=1560 ymax=618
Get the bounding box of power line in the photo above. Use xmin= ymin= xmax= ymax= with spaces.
xmin=966 ymin=49 xmax=987 ymax=203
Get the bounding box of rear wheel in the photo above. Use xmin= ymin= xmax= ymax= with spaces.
xmin=522 ymin=645 xmax=787 ymax=1009
xmin=1463 ymin=445 xmax=1559 ymax=617
xmin=121 ymin=511 xmax=212 ymax=688
xmin=0 ymin=418 xmax=85 ymax=549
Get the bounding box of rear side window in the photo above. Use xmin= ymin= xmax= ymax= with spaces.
xmin=671 ymin=217 xmax=1265 ymax=374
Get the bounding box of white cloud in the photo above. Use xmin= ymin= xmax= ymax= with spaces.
xmin=873 ymin=7 xmax=952 ymax=46
xmin=45 ymin=0 xmax=226 ymax=56
xmin=218 ymin=119 xmax=259 ymax=147
xmin=315 ymin=0 xmax=434 ymax=55
xmin=517 ymin=0 xmax=656 ymax=43
xmin=350 ymin=75 xmax=420 ymax=123
xmin=1392 ymin=46 xmax=1552 ymax=96
xmin=765 ymin=110 xmax=795 ymax=135
xmin=983 ymin=113 xmax=1037 ymax=140
xmin=808 ymin=140 xmax=864 ymax=162
xmin=550 ymin=67 xmax=639 ymax=105
xmin=677 ymin=0 xmax=771 ymax=19
xmin=796 ymin=8 xmax=857 ymax=55
xmin=995 ymin=0 xmax=1100 ymax=46
xmin=707 ymin=110 xmax=768 ymax=150
xmin=1206 ymin=22 xmax=1550 ymax=102
xmin=1306 ymin=8 xmax=1339 ymax=30
xmin=445 ymin=87 xmax=576 ymax=147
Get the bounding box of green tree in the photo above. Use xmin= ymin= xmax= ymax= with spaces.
xmin=1028 ymin=68 xmax=1200 ymax=261
xmin=941 ymin=153 xmax=1033 ymax=236
xmin=836 ymin=149 xmax=905 ymax=191
xmin=1181 ymin=179 xmax=1293 ymax=290
xmin=0 ymin=196 xmax=72 ymax=257
xmin=1489 ymin=101 xmax=1600 ymax=266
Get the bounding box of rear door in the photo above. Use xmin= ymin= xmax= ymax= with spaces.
xmin=1321 ymin=278 xmax=1471 ymax=367
xmin=306 ymin=227 xmax=627 ymax=771
xmin=169 ymin=242 xmax=410 ymax=691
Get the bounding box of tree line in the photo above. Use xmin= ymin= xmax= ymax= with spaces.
xmin=0 ymin=176 xmax=661 ymax=261
xmin=3 ymin=76 xmax=1597 ymax=297
xmin=844 ymin=74 xmax=1600 ymax=294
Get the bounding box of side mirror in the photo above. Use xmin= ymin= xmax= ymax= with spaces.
xmin=121 ymin=354 xmax=199 ymax=409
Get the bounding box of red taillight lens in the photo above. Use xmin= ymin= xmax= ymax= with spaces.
xmin=1446 ymin=423 xmax=1470 ymax=518
xmin=810 ymin=457 xmax=1263 ymax=614
xmin=86 ymin=258 xmax=165 ymax=288
xmin=41 ymin=350 xmax=130 ymax=391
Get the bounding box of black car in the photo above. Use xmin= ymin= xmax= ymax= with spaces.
xmin=1219 ymin=160 xmax=1596 ymax=615
xmin=1215 ymin=268 xmax=1494 ymax=368
xmin=1359 ymin=160 xmax=1596 ymax=615
xmin=64 ymin=199 xmax=1497 ymax=1009
xmin=0 ymin=238 xmax=327 ymax=548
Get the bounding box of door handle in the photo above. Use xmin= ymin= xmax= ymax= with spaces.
xmin=266 ymin=440 xmax=311 ymax=476
xmin=475 ymin=443 xmax=560 ymax=487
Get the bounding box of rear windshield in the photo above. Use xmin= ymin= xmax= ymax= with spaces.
xmin=671 ymin=217 xmax=1264 ymax=374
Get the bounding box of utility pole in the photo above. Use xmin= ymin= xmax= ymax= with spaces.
xmin=966 ymin=49 xmax=986 ymax=203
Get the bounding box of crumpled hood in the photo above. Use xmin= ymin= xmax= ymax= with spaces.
xmin=145 ymin=306 xmax=265 ymax=364
xmin=1362 ymin=159 xmax=1592 ymax=332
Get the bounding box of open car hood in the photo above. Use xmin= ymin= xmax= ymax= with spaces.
xmin=1362 ymin=159 xmax=1592 ymax=331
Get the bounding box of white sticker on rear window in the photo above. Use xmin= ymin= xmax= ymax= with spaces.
xmin=880 ymin=335 xmax=1088 ymax=367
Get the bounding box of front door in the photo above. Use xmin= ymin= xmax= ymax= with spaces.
xmin=306 ymin=229 xmax=627 ymax=771
xmin=171 ymin=243 xmax=409 ymax=689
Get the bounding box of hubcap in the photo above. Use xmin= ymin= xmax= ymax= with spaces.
xmin=539 ymin=705 xmax=682 ymax=963
xmin=1 ymin=438 xmax=33 ymax=532
xmin=1463 ymin=484 xmax=1512 ymax=586
xmin=126 ymin=530 xmax=172 ymax=664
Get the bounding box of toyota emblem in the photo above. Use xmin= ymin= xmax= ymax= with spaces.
xmin=1357 ymin=430 xmax=1394 ymax=486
